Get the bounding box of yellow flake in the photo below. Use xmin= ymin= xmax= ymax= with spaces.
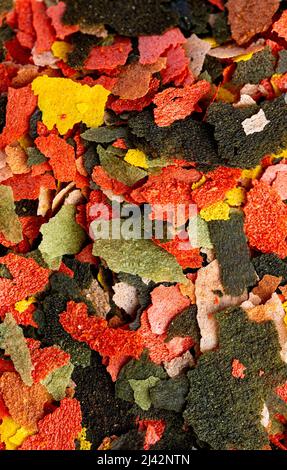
xmin=282 ymin=301 xmax=287 ymax=314
xmin=203 ymin=37 xmax=218 ymax=48
xmin=272 ymin=148 xmax=287 ymax=159
xmin=51 ymin=41 xmax=73 ymax=62
xmin=241 ymin=165 xmax=262 ymax=180
xmin=225 ymin=187 xmax=245 ymax=207
xmin=270 ymin=73 xmax=282 ymax=97
xmin=124 ymin=149 xmax=148 ymax=169
xmin=15 ymin=296 xmax=36 ymax=313
xmin=234 ymin=52 xmax=254 ymax=62
xmin=216 ymin=86 xmax=235 ymax=103
xmin=200 ymin=201 xmax=230 ymax=222
xmin=0 ymin=417 xmax=34 ymax=450
xmin=77 ymin=428 xmax=92 ymax=451
xmin=32 ymin=76 xmax=110 ymax=135
xmin=192 ymin=175 xmax=206 ymax=190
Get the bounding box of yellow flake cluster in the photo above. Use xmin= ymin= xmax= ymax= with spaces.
xmin=241 ymin=165 xmax=262 ymax=180
xmin=51 ymin=41 xmax=73 ymax=62
xmin=77 ymin=428 xmax=92 ymax=450
xmin=0 ymin=417 xmax=34 ymax=450
xmin=124 ymin=149 xmax=148 ymax=169
xmin=32 ymin=76 xmax=110 ymax=135
xmin=15 ymin=296 xmax=36 ymax=313
xmin=200 ymin=201 xmax=230 ymax=222
xmin=225 ymin=187 xmax=246 ymax=207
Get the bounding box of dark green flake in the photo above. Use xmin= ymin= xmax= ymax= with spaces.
xmin=232 ymin=48 xmax=275 ymax=86
xmin=208 ymin=212 xmax=257 ymax=296
xmin=184 ymin=307 xmax=287 ymax=450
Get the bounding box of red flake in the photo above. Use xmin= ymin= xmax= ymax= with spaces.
xmin=93 ymin=75 xmax=118 ymax=91
xmin=138 ymin=27 xmax=186 ymax=65
xmin=92 ymin=166 xmax=131 ymax=195
xmin=154 ymin=233 xmax=203 ymax=269
xmin=56 ymin=60 xmax=78 ymax=78
xmin=85 ymin=37 xmax=132 ymax=71
xmin=138 ymin=310 xmax=193 ymax=365
xmin=0 ymin=395 xmax=9 ymax=420
xmin=59 ymin=262 xmax=74 ymax=278
xmin=131 ymin=166 xmax=200 ymax=221
xmin=0 ymin=85 xmax=37 ymax=149
xmin=276 ymin=382 xmax=287 ymax=403
xmin=146 ymin=285 xmax=190 ymax=335
xmin=31 ymin=161 xmax=52 ymax=176
xmin=0 ymin=63 xmax=18 ymax=93
xmin=31 ymin=0 xmax=56 ymax=53
xmin=231 ymin=359 xmax=246 ymax=379
xmin=20 ymin=398 xmax=82 ymax=450
xmin=27 ymin=342 xmax=70 ymax=383
xmin=15 ymin=0 xmax=35 ymax=50
xmin=0 ymin=253 xmax=50 ymax=316
xmin=35 ymin=134 xmax=77 ymax=183
xmin=106 ymin=355 xmax=130 ymax=382
xmin=75 ymin=171 xmax=89 ymax=189
xmin=192 ymin=167 xmax=241 ymax=209
xmin=0 ymin=359 xmax=14 ymax=374
xmin=75 ymin=244 xmax=98 ymax=264
xmin=10 ymin=303 xmax=38 ymax=328
xmin=208 ymin=0 xmax=225 ymax=9
xmin=113 ymin=138 xmax=127 ymax=149
xmin=273 ymin=10 xmax=287 ymax=41
xmin=4 ymin=37 xmax=31 ymax=64
xmin=244 ymin=180 xmax=287 ymax=259
xmin=160 ymin=45 xmax=189 ymax=85
xmin=20 ymin=216 xmax=43 ymax=243
xmin=2 ymin=173 xmax=56 ymax=200
xmin=138 ymin=419 xmax=165 ymax=450
xmin=153 ymin=80 xmax=211 ymax=127
xmin=47 ymin=1 xmax=79 ymax=39
xmin=109 ymin=77 xmax=160 ymax=113
xmin=59 ymin=301 xmax=143 ymax=359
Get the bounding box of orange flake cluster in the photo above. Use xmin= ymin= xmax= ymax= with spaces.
xmin=153 ymin=81 xmax=211 ymax=127
xmin=59 ymin=301 xmax=143 ymax=359
xmin=35 ymin=134 xmax=77 ymax=182
xmin=244 ymin=181 xmax=287 ymax=258
xmin=20 ymin=398 xmax=82 ymax=450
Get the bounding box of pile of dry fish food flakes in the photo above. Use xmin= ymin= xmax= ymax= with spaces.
xmin=1 ymin=0 xmax=287 ymax=452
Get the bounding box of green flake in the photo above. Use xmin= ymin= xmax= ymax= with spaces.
xmin=0 ymin=185 xmax=23 ymax=244
xmin=26 ymin=147 xmax=48 ymax=167
xmin=232 ymin=48 xmax=275 ymax=86
xmin=97 ymin=145 xmax=147 ymax=186
xmin=150 ymin=376 xmax=189 ymax=413
xmin=129 ymin=376 xmax=160 ymax=411
xmin=39 ymin=205 xmax=86 ymax=269
xmin=253 ymin=254 xmax=287 ymax=283
xmin=81 ymin=126 xmax=127 ymax=143
xmin=166 ymin=305 xmax=200 ymax=343
xmin=92 ymin=239 xmax=186 ymax=284
xmin=0 ymin=313 xmax=33 ymax=386
xmin=184 ymin=307 xmax=287 ymax=450
xmin=116 ymin=353 xmax=167 ymax=403
xmin=41 ymin=362 xmax=74 ymax=401
xmin=208 ymin=212 xmax=257 ymax=296
xmin=277 ymin=50 xmax=287 ymax=74
xmin=188 ymin=214 xmax=213 ymax=249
